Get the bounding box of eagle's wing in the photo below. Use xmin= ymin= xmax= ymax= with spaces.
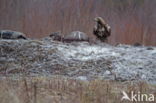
xmin=93 ymin=25 xmax=98 ymax=35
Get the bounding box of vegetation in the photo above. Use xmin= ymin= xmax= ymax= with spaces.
xmin=0 ymin=1 xmax=156 ymax=103
xmin=0 ymin=77 xmax=155 ymax=103
xmin=0 ymin=0 xmax=156 ymax=45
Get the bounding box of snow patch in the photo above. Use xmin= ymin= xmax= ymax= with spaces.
xmin=58 ymin=45 xmax=120 ymax=61
xmin=76 ymin=76 xmax=88 ymax=81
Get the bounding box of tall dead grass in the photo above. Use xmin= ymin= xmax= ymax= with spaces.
xmin=0 ymin=0 xmax=156 ymax=45
xmin=0 ymin=77 xmax=155 ymax=103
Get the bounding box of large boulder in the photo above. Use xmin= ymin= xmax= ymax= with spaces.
xmin=0 ymin=30 xmax=27 ymax=40
xmin=63 ymin=31 xmax=89 ymax=42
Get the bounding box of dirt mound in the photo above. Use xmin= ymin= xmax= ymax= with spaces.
xmin=0 ymin=39 xmax=156 ymax=83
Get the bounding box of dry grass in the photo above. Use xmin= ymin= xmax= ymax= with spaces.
xmin=0 ymin=76 xmax=155 ymax=103
xmin=0 ymin=0 xmax=156 ymax=45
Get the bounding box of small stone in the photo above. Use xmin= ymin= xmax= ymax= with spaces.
xmin=105 ymin=70 xmax=111 ymax=75
xmin=77 ymin=76 xmax=87 ymax=81
xmin=147 ymin=47 xmax=154 ymax=50
xmin=141 ymin=74 xmax=146 ymax=79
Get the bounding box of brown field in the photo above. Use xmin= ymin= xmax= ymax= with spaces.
xmin=0 ymin=0 xmax=156 ymax=45
xmin=0 ymin=77 xmax=156 ymax=103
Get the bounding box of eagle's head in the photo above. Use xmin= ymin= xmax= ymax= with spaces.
xmin=94 ymin=17 xmax=106 ymax=25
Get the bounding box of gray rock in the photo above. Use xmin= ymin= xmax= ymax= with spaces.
xmin=49 ymin=31 xmax=62 ymax=41
xmin=0 ymin=30 xmax=27 ymax=40
xmin=133 ymin=42 xmax=142 ymax=47
xmin=63 ymin=31 xmax=89 ymax=42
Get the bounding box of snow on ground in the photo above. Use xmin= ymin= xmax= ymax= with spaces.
xmin=0 ymin=39 xmax=156 ymax=84
xmin=57 ymin=43 xmax=120 ymax=61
